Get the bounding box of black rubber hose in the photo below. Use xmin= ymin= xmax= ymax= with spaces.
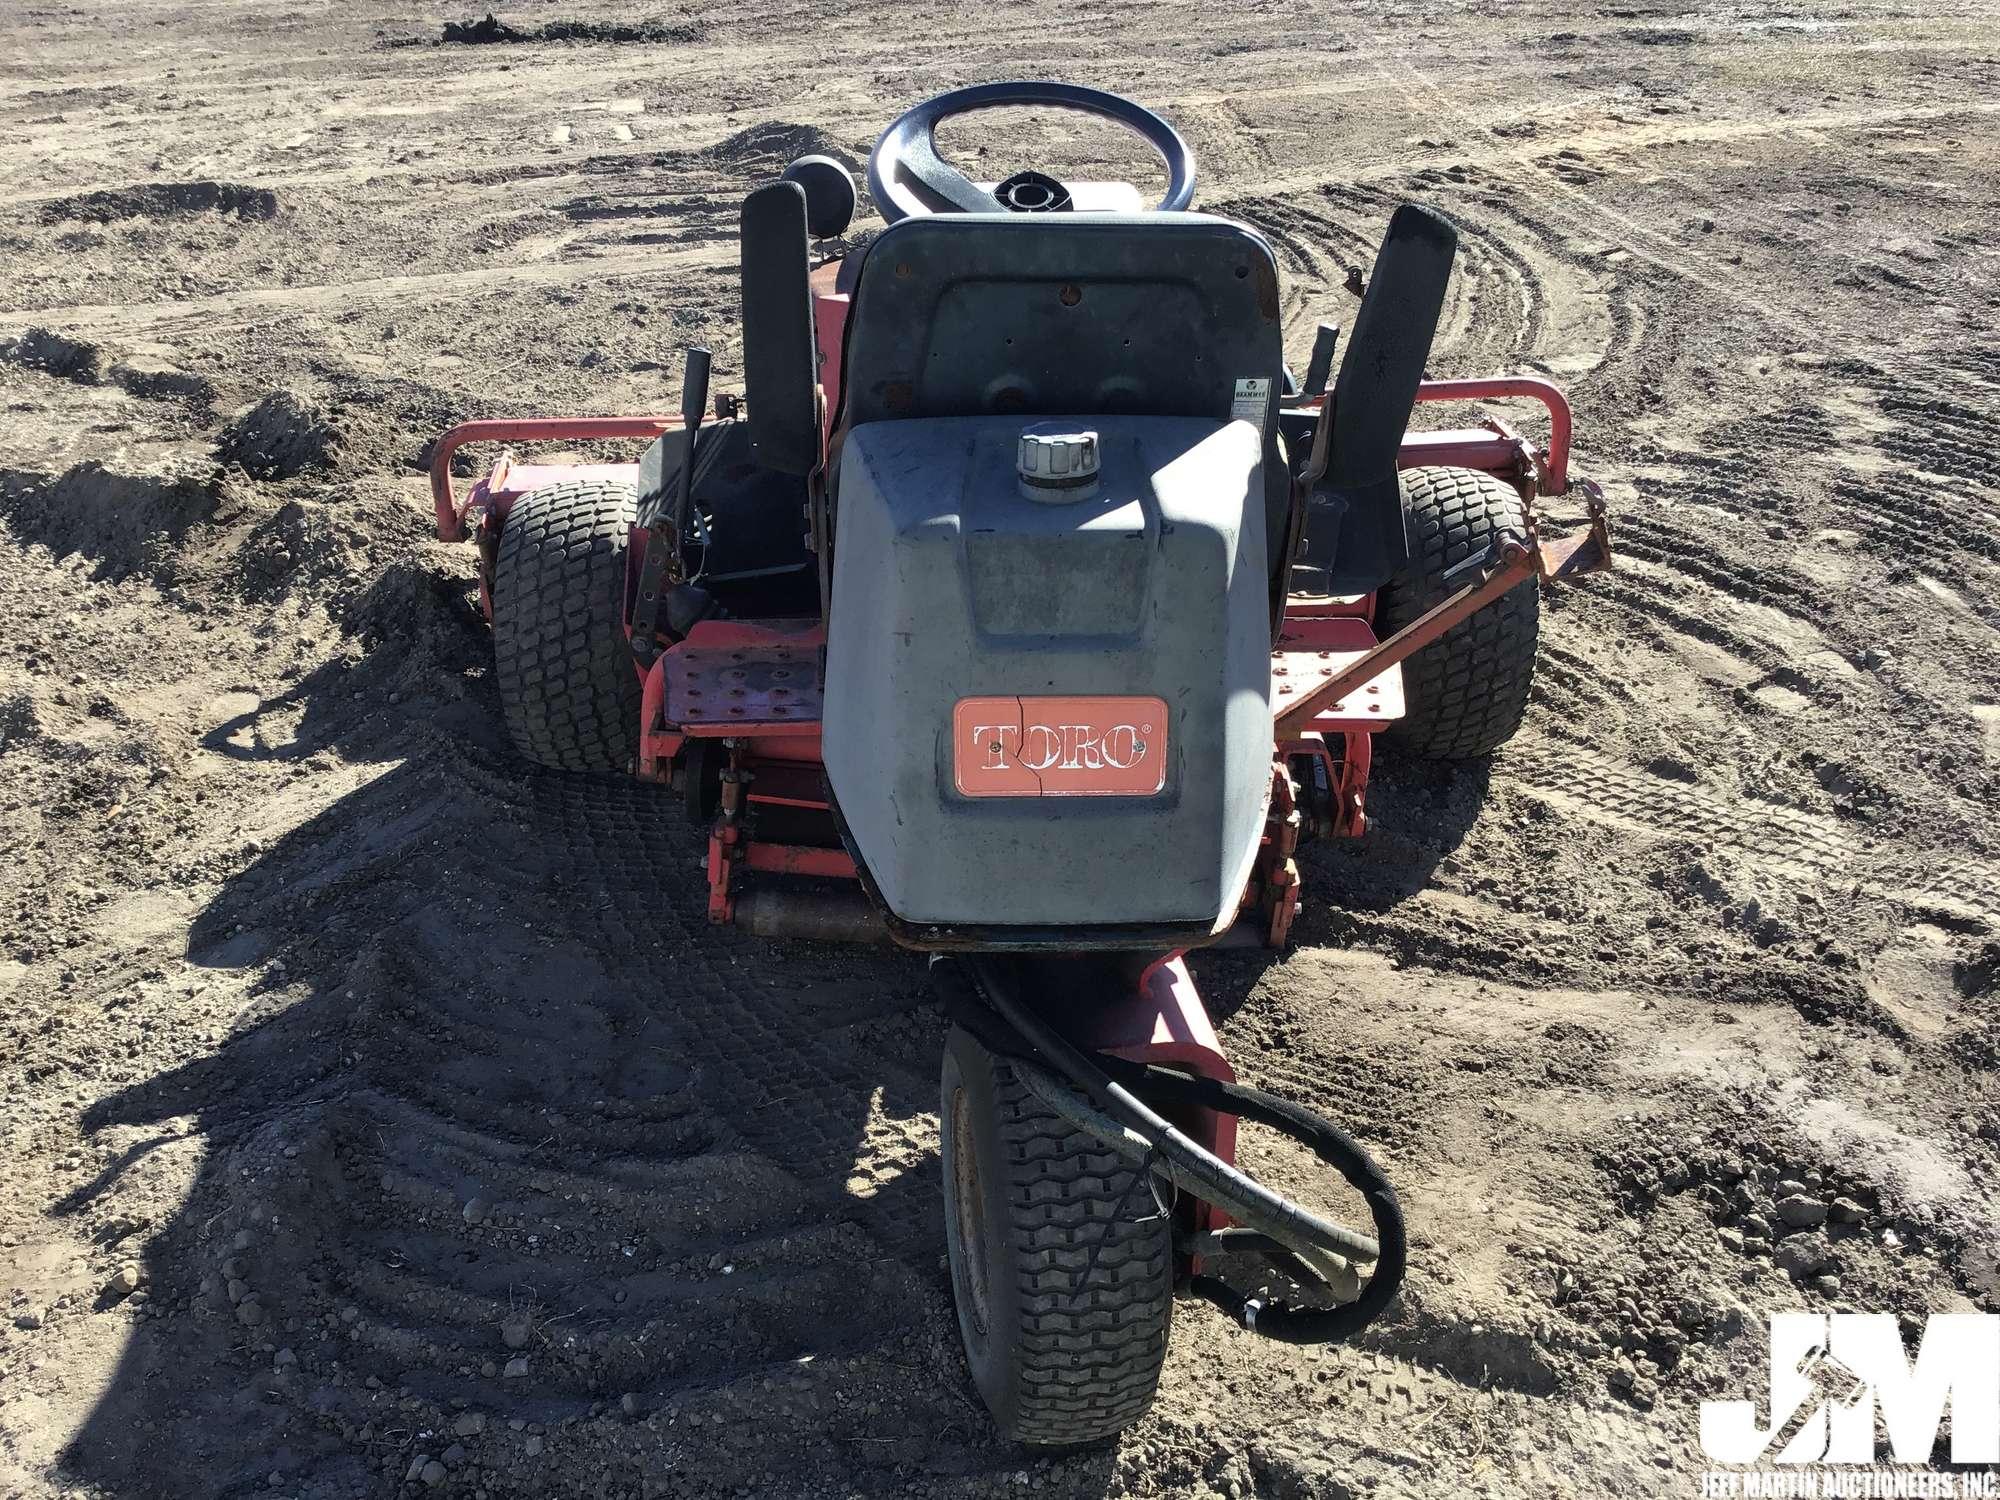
xmin=932 ymin=956 xmax=1405 ymax=1344
xmin=1101 ymin=1056 xmax=1406 ymax=1345
xmin=945 ymin=958 xmax=1376 ymax=1260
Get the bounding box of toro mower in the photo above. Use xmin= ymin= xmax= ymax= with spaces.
xmin=431 ymin=82 xmax=1611 ymax=1444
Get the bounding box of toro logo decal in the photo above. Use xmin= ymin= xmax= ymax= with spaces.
xmin=952 ymin=696 xmax=1168 ymax=798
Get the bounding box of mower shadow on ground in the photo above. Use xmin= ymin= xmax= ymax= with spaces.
xmin=51 ymin=639 xmax=1098 ymax=1495
xmin=1190 ymin=756 xmax=1495 ymax=1026
xmin=1305 ymin=756 xmax=1496 ymax=916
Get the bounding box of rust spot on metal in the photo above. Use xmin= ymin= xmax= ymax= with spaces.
xmin=1252 ymin=260 xmax=1280 ymax=321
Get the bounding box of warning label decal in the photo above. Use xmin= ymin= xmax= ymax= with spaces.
xmin=1232 ymin=376 xmax=1273 ymax=434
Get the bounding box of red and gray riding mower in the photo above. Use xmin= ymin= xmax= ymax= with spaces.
xmin=431 ymin=82 xmax=1611 ymax=1444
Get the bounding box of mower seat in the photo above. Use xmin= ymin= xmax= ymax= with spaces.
xmin=834 ymin=212 xmax=1290 ymax=594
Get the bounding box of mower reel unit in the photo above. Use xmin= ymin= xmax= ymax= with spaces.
xmin=431 ymin=82 xmax=1613 ymax=1444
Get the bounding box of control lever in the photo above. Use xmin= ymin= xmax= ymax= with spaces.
xmin=1303 ymin=323 xmax=1339 ymax=399
xmin=631 ymin=346 xmax=712 ymax=668
xmin=671 ymin=345 xmax=712 ymax=545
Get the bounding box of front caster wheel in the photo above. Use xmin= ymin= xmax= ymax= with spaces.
xmin=938 ymin=1026 xmax=1173 ymax=1446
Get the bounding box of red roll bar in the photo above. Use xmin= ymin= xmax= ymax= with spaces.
xmin=1410 ymin=376 xmax=1573 ymax=492
xmin=429 ymin=417 xmax=680 ymax=541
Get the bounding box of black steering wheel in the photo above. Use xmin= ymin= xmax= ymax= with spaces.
xmin=867 ymin=81 xmax=1196 ymax=224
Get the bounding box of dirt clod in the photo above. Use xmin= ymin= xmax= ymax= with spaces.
xmin=439 ymin=13 xmax=701 ymax=45
xmin=1774 ymin=1232 xmax=1833 ymax=1278
xmin=706 ymin=120 xmax=842 ymax=168
xmin=1 ymin=327 xmax=101 ymax=380
xmin=1775 ymin=1193 xmax=1828 ymax=1228
xmin=38 ymin=180 xmax=278 ymax=225
xmin=215 ymin=391 xmax=340 ymax=480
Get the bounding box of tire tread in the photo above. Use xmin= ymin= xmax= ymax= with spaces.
xmin=980 ymin=1055 xmax=1171 ymax=1444
xmin=1378 ymin=466 xmax=1540 ymax=759
xmin=492 ymin=479 xmax=641 ymax=772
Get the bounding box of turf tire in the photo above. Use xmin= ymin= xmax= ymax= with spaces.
xmin=1378 ymin=465 xmax=1541 ymax=759
xmin=939 ymin=1026 xmax=1173 ymax=1446
xmin=492 ymin=478 xmax=641 ymax=772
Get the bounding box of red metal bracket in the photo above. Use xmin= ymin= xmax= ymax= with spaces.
xmin=1274 ymin=540 xmax=1530 ymax=742
xmin=1272 ymin=612 xmax=1405 ymax=732
xmin=1067 ymin=956 xmax=1239 ymax=1237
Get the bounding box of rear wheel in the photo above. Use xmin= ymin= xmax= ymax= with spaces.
xmin=1378 ymin=465 xmax=1541 ymax=759
xmin=492 ymin=478 xmax=641 ymax=772
xmin=939 ymin=1026 xmax=1172 ymax=1446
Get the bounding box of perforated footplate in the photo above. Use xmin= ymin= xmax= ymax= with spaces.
xmin=666 ymin=644 xmax=824 ymax=730
xmin=1271 ymin=613 xmax=1406 ymax=729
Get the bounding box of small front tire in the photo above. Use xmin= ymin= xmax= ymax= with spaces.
xmin=939 ymin=1026 xmax=1173 ymax=1446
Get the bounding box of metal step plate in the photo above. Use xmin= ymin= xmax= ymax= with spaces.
xmin=1272 ymin=613 xmax=1406 ymax=729
xmin=666 ymin=642 xmax=823 ymax=732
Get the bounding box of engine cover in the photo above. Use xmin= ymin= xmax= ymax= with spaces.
xmin=823 ymin=414 xmax=1272 ymax=937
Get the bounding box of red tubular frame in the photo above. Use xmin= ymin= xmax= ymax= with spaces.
xmin=1406 ymin=375 xmax=1571 ymax=493
xmin=430 ymin=417 xmax=680 ymax=542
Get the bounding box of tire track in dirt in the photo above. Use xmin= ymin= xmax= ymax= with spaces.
xmin=1503 ymin=738 xmax=2000 ymax=928
xmin=98 ymin=722 xmax=983 ymax=1494
xmin=1217 ymin=175 xmax=1623 ymax=385
xmin=77 ymin=709 xmax=1536 ymax=1496
xmin=1357 ymin=51 xmax=1999 ymax=410
xmin=0 ymin=241 xmax=735 ymax=336
xmin=1607 ymin=514 xmax=1828 ymax=620
xmin=1210 ymin=96 xmax=2000 ymax=228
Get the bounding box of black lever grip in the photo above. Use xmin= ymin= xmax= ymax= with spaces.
xmin=1303 ymin=322 xmax=1339 ymax=399
xmin=679 ymin=345 xmax=712 ymax=430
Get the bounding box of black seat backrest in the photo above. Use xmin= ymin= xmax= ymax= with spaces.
xmin=739 ymin=181 xmax=820 ymax=477
xmin=838 ymin=213 xmax=1290 ymax=578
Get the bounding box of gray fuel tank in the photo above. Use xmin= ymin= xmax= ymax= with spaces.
xmin=822 ymin=414 xmax=1272 ymax=937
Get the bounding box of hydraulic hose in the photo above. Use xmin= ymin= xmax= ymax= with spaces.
xmin=1118 ymin=1058 xmax=1405 ymax=1344
xmin=931 ymin=955 xmax=1406 ymax=1344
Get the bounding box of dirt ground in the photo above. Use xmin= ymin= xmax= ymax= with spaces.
xmin=2 ymin=1 xmax=1998 ymax=1497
